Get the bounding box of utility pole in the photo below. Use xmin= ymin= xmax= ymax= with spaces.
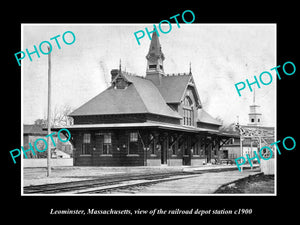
xmin=47 ymin=46 xmax=51 ymax=177
xmin=240 ymin=136 xmax=243 ymax=172
xmin=236 ymin=118 xmax=243 ymax=172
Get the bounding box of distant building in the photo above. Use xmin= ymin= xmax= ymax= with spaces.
xmin=23 ymin=124 xmax=73 ymax=158
xmin=220 ymin=91 xmax=275 ymax=164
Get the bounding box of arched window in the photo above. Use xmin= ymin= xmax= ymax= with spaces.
xmin=183 ymin=96 xmax=193 ymax=126
xmin=183 ymin=96 xmax=193 ymax=107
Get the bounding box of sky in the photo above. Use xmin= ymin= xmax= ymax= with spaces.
xmin=22 ymin=24 xmax=276 ymax=127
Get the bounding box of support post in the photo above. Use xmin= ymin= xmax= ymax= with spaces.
xmin=259 ymin=136 xmax=262 ymax=171
xmin=250 ymin=139 xmax=253 ymax=170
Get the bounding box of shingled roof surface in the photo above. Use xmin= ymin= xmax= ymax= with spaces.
xmin=70 ymin=73 xmax=181 ymax=119
xmin=156 ymin=75 xmax=191 ymax=103
xmin=24 ymin=124 xmax=47 ymax=135
xmin=197 ymin=108 xmax=222 ymax=125
xmin=123 ymin=74 xmax=181 ymax=118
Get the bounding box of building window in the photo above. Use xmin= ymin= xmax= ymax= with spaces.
xmin=183 ymin=96 xmax=193 ymax=126
xmin=222 ymin=150 xmax=228 ymax=159
xmin=103 ymin=133 xmax=112 ymax=154
xmin=149 ymin=65 xmax=156 ymax=69
xmin=199 ymin=137 xmax=205 ymax=156
xmin=130 ymin=132 xmax=138 ymax=142
xmin=194 ymin=137 xmax=205 ymax=156
xmin=213 ymin=139 xmax=218 ymax=156
xmin=128 ymin=132 xmax=139 ymax=155
xmin=169 ymin=136 xmax=177 ymax=155
xmin=251 ymin=118 xmax=254 ymax=122
xmin=83 ymin=133 xmax=91 ymax=143
xmin=149 ymin=134 xmax=156 ymax=155
xmin=258 ymin=118 xmax=260 ymax=122
xmin=183 ymin=108 xmax=193 ymax=126
xmin=82 ymin=133 xmax=91 ymax=155
xmin=149 ymin=141 xmax=155 ymax=155
xmin=183 ymin=96 xmax=192 ymax=106
xmin=194 ymin=142 xmax=200 ymax=155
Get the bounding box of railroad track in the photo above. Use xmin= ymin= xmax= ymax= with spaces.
xmin=24 ymin=166 xmax=241 ymax=194
xmin=24 ymin=171 xmax=195 ymax=194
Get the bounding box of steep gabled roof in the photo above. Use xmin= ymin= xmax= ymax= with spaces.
xmin=197 ymin=108 xmax=222 ymax=126
xmin=154 ymin=74 xmax=201 ymax=107
xmin=69 ymin=85 xmax=147 ymax=116
xmin=122 ymin=74 xmax=181 ymax=118
xmin=69 ymin=73 xmax=181 ymax=119
xmin=156 ymin=74 xmax=191 ymax=103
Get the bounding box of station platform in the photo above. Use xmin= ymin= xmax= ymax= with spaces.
xmin=22 ymin=164 xmax=260 ymax=187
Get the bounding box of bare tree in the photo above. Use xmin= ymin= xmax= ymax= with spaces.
xmin=52 ymin=104 xmax=74 ymax=127
xmin=34 ymin=104 xmax=74 ymax=127
xmin=34 ymin=118 xmax=47 ymax=127
xmin=216 ymin=117 xmax=237 ymax=134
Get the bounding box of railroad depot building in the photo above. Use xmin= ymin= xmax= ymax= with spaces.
xmin=65 ymin=32 xmax=235 ymax=167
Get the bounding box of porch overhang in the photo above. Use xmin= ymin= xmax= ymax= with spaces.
xmin=48 ymin=122 xmax=239 ymax=138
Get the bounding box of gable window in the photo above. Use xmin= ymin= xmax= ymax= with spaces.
xmin=82 ymin=133 xmax=91 ymax=155
xmin=183 ymin=96 xmax=193 ymax=126
xmin=103 ymin=133 xmax=112 ymax=154
xmin=128 ymin=132 xmax=139 ymax=155
xmin=183 ymin=108 xmax=193 ymax=126
xmin=183 ymin=96 xmax=192 ymax=106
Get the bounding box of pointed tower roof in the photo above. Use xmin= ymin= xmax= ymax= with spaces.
xmin=146 ymin=31 xmax=165 ymax=60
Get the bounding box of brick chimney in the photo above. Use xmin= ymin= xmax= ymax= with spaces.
xmin=111 ymin=69 xmax=119 ymax=82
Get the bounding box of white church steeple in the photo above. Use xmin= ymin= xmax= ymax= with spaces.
xmin=248 ymin=88 xmax=262 ymax=126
